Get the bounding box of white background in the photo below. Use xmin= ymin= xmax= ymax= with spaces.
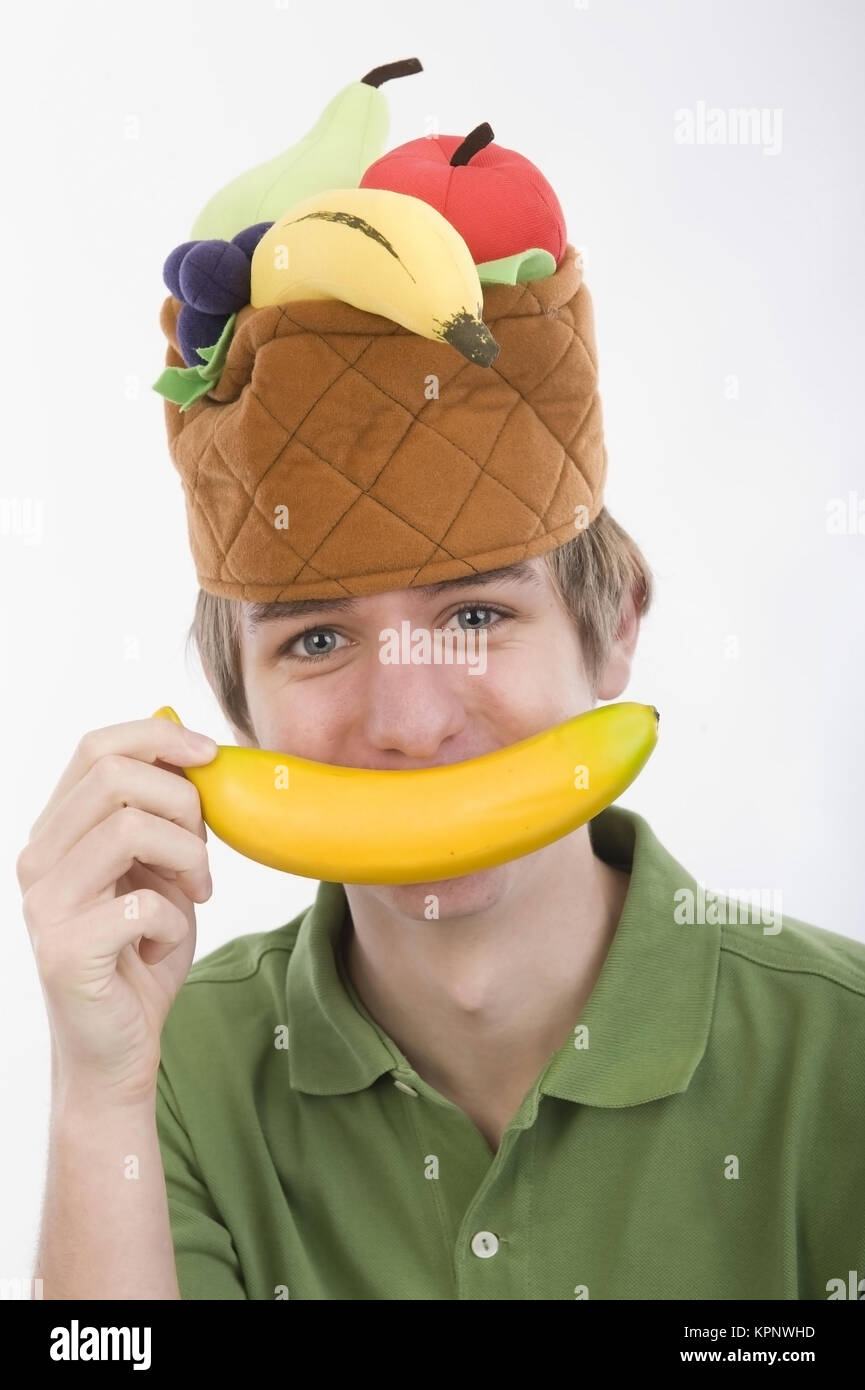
xmin=1 ymin=0 xmax=863 ymax=1278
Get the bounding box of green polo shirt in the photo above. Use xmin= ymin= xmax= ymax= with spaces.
xmin=155 ymin=804 xmax=865 ymax=1300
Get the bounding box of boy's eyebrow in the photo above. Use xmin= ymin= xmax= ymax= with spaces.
xmin=245 ymin=562 xmax=543 ymax=633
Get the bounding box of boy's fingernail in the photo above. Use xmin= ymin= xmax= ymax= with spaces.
xmin=187 ymin=731 xmax=218 ymax=754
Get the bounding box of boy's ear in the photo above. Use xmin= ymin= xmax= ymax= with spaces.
xmin=595 ymin=587 xmax=642 ymax=702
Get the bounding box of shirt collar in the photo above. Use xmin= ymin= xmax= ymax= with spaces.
xmin=285 ymin=806 xmax=721 ymax=1106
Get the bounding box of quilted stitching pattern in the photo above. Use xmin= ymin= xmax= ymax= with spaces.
xmin=160 ymin=242 xmax=607 ymax=600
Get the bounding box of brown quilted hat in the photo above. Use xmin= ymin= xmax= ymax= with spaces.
xmin=158 ymin=240 xmax=607 ymax=601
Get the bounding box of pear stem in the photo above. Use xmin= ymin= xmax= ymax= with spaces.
xmin=361 ymin=58 xmax=423 ymax=87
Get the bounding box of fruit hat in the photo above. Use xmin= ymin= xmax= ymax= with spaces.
xmin=153 ymin=57 xmax=608 ymax=602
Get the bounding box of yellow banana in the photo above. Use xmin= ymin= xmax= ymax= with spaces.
xmin=249 ymin=186 xmax=500 ymax=366
xmin=151 ymin=702 xmax=659 ymax=885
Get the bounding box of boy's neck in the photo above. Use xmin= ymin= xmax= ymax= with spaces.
xmin=339 ymin=835 xmax=630 ymax=1151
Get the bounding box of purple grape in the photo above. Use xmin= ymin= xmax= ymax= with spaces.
xmin=178 ymin=239 xmax=250 ymax=315
xmin=177 ymin=304 xmax=229 ymax=366
xmin=163 ymin=240 xmax=200 ymax=298
xmin=231 ymin=221 xmax=274 ymax=260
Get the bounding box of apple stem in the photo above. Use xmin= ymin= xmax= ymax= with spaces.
xmin=361 ymin=58 xmax=423 ymax=87
xmin=449 ymin=123 xmax=495 ymax=166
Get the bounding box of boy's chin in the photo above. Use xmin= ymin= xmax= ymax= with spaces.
xmin=379 ymin=863 xmax=516 ymax=912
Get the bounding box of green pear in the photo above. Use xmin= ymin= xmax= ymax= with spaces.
xmin=189 ymin=58 xmax=423 ymax=241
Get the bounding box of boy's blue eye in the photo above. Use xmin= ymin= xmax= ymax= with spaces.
xmin=280 ymin=603 xmax=512 ymax=664
xmin=451 ymin=604 xmax=503 ymax=630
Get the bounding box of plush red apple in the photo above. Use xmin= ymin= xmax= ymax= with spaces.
xmin=359 ymin=122 xmax=567 ymax=268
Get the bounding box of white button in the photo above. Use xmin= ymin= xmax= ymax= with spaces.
xmin=471 ymin=1230 xmax=499 ymax=1258
xmin=393 ymin=1078 xmax=418 ymax=1096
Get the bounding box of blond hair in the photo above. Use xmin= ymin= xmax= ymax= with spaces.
xmin=186 ymin=507 xmax=654 ymax=744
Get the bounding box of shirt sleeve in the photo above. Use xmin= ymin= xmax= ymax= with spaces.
xmin=155 ymin=1061 xmax=248 ymax=1300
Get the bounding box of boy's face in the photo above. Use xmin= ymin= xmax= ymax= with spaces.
xmin=234 ymin=557 xmax=636 ymax=918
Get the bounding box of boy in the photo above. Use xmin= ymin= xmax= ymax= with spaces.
xmin=23 ymin=110 xmax=865 ymax=1304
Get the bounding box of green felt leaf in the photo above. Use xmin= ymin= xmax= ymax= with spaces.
xmin=476 ymin=248 xmax=557 ymax=285
xmin=152 ymin=313 xmax=238 ymax=412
